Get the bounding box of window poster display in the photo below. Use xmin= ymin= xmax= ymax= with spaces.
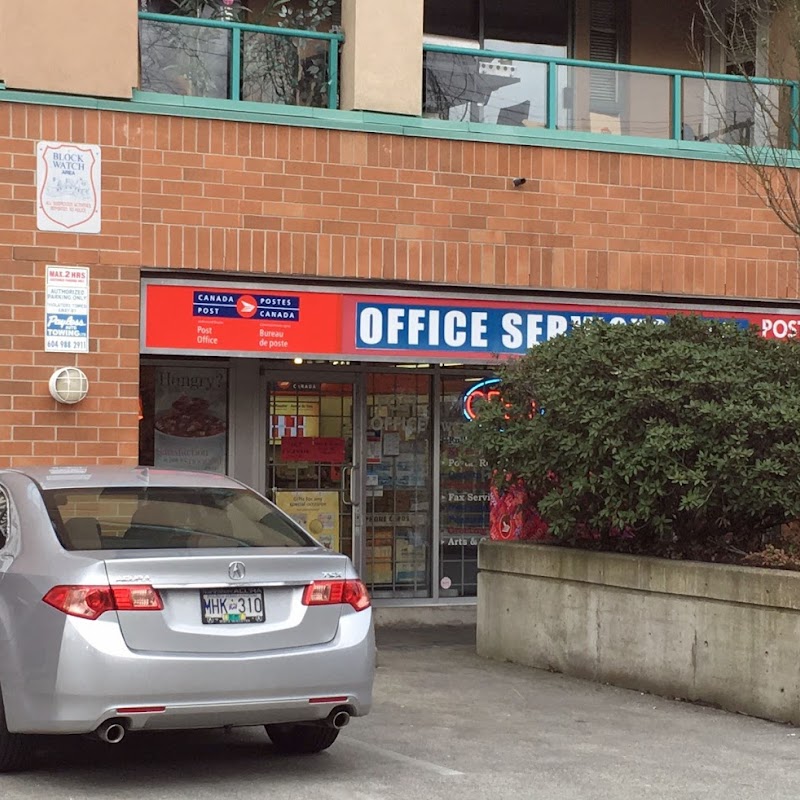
xmin=438 ymin=377 xmax=493 ymax=597
xmin=279 ymin=437 xmax=346 ymax=464
xmin=270 ymin=395 xmax=320 ymax=443
xmin=152 ymin=366 xmax=228 ymax=473
xmin=364 ymin=529 xmax=394 ymax=584
xmin=275 ymin=490 xmax=340 ymax=551
xmin=364 ymin=374 xmax=431 ymax=594
xmin=440 ymin=385 xmax=491 ymax=548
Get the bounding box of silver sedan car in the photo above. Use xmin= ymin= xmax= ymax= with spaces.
xmin=0 ymin=466 xmax=374 ymax=771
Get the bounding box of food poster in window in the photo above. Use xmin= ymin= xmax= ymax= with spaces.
xmin=274 ymin=490 xmax=340 ymax=551
xmin=153 ymin=367 xmax=228 ymax=473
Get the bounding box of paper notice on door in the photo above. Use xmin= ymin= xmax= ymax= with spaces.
xmin=383 ymin=431 xmax=401 ymax=457
xmin=280 ymin=437 xmax=346 ymax=464
xmin=275 ymin=490 xmax=340 ymax=552
xmin=367 ymin=430 xmax=382 ymax=464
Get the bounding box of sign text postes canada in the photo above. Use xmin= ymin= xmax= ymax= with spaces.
xmin=192 ymin=292 xmax=301 ymax=321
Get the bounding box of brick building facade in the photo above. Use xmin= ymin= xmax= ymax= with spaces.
xmin=4 ymin=104 xmax=797 ymax=464
xmin=2 ymin=0 xmax=800 ymax=603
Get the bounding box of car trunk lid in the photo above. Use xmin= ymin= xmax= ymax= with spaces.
xmin=103 ymin=549 xmax=347 ymax=654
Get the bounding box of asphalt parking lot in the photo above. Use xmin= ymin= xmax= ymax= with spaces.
xmin=3 ymin=625 xmax=799 ymax=800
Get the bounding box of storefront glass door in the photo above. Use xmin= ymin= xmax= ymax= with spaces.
xmin=265 ymin=371 xmax=435 ymax=599
xmin=364 ymin=373 xmax=432 ymax=599
xmin=265 ymin=378 xmax=359 ymax=561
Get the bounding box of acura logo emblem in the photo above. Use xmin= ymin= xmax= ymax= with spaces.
xmin=228 ymin=561 xmax=246 ymax=580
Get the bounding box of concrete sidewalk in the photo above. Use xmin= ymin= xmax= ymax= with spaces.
xmin=366 ymin=624 xmax=799 ymax=799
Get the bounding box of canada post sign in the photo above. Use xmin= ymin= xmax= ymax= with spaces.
xmin=193 ymin=291 xmax=301 ymax=321
xmin=142 ymin=281 xmax=800 ymax=361
xmin=144 ymin=283 xmax=335 ymax=356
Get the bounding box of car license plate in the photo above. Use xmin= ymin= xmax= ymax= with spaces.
xmin=201 ymin=588 xmax=265 ymax=625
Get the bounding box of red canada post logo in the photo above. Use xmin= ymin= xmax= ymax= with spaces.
xmin=37 ymin=142 xmax=102 ymax=233
xmin=236 ymin=295 xmax=258 ymax=318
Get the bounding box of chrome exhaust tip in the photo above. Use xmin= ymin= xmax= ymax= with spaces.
xmin=330 ymin=710 xmax=351 ymax=730
xmin=96 ymin=720 xmax=126 ymax=744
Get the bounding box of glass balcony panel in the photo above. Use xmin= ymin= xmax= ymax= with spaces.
xmin=682 ymin=76 xmax=785 ymax=147
xmin=242 ymin=32 xmax=330 ymax=108
xmin=423 ymin=50 xmax=549 ymax=129
xmin=139 ymin=19 xmax=230 ymax=99
xmin=557 ymin=66 xmax=671 ymax=138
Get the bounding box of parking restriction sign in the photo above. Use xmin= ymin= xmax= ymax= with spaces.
xmin=45 ymin=266 xmax=90 ymax=353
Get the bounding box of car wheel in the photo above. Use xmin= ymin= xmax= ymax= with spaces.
xmin=0 ymin=692 xmax=32 ymax=773
xmin=265 ymin=723 xmax=340 ymax=754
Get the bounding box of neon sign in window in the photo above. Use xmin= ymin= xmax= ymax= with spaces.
xmin=461 ymin=378 xmax=502 ymax=421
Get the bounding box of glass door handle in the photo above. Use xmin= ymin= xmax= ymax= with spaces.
xmin=350 ymin=464 xmax=360 ymax=507
xmin=341 ymin=464 xmax=360 ymax=507
xmin=341 ymin=465 xmax=352 ymax=506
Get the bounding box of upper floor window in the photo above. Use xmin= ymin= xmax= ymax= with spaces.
xmin=424 ymin=0 xmax=480 ymax=42
xmin=423 ymin=0 xmax=570 ymax=127
xmin=724 ymin=5 xmax=758 ymax=77
xmin=423 ymin=0 xmax=570 ymax=49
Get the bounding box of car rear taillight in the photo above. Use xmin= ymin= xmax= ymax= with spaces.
xmin=43 ymin=585 xmax=163 ymax=620
xmin=302 ymin=580 xmax=371 ymax=612
xmin=111 ymin=586 xmax=163 ymax=611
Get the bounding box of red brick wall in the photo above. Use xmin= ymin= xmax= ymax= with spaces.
xmin=1 ymin=101 xmax=798 ymax=466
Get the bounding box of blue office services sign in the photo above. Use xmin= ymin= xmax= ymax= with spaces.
xmin=354 ymin=301 xmax=672 ymax=356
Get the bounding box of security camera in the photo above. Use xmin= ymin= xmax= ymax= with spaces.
xmin=512 ymin=177 xmax=527 ymax=188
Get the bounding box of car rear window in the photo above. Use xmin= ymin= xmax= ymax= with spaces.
xmin=41 ymin=486 xmax=315 ymax=551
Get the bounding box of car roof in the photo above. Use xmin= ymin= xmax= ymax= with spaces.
xmin=2 ymin=466 xmax=243 ymax=492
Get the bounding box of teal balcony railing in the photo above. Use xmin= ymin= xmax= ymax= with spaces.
xmin=423 ymin=43 xmax=800 ymax=149
xmin=138 ymin=12 xmax=343 ymax=110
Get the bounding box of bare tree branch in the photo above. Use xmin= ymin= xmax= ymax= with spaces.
xmin=694 ymin=0 xmax=800 ymax=294
xmin=691 ymin=0 xmax=800 ymax=293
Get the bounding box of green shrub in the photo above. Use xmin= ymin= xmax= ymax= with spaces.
xmin=466 ymin=315 xmax=800 ymax=560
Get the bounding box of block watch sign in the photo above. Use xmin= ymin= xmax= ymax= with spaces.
xmin=37 ymin=142 xmax=101 ymax=233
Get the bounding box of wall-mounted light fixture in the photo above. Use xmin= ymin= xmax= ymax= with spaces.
xmin=48 ymin=367 xmax=89 ymax=405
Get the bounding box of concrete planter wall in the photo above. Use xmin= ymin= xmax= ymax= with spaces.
xmin=478 ymin=541 xmax=800 ymax=724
